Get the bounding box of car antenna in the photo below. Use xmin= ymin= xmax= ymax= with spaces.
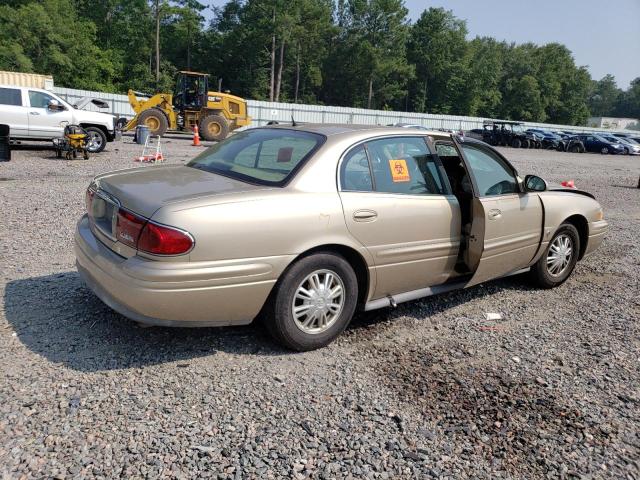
xmin=291 ymin=114 xmax=297 ymax=127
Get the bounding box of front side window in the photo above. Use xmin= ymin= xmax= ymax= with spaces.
xmin=364 ymin=137 xmax=446 ymax=195
xmin=461 ymin=144 xmax=518 ymax=196
xmin=28 ymin=90 xmax=55 ymax=109
xmin=0 ymin=87 xmax=22 ymax=106
xmin=188 ymin=128 xmax=324 ymax=186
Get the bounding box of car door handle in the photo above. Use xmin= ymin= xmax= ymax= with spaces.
xmin=488 ymin=209 xmax=502 ymax=220
xmin=29 ymin=111 xmax=40 ymax=116
xmin=353 ymin=209 xmax=378 ymax=221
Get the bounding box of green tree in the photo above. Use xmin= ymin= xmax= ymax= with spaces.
xmin=407 ymin=7 xmax=468 ymax=114
xmin=0 ymin=0 xmax=116 ymax=90
xmin=323 ymin=0 xmax=413 ymax=109
xmin=588 ymin=74 xmax=621 ymax=117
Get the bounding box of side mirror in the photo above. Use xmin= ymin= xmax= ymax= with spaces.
xmin=48 ymin=99 xmax=63 ymax=111
xmin=524 ymin=174 xmax=547 ymax=192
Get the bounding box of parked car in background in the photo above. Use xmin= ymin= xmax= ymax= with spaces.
xmin=482 ymin=120 xmax=539 ymax=148
xmin=600 ymin=135 xmax=640 ymax=155
xmin=75 ymin=124 xmax=608 ymax=350
xmin=527 ymin=129 xmax=564 ymax=150
xmin=577 ymin=134 xmax=626 ymax=154
xmin=0 ymin=85 xmax=118 ymax=153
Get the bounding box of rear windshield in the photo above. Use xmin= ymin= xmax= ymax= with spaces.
xmin=187 ymin=128 xmax=325 ymax=186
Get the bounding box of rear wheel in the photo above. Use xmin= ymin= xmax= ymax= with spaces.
xmin=264 ymin=253 xmax=358 ymax=351
xmin=199 ymin=114 xmax=229 ymax=142
xmin=84 ymin=127 xmax=107 ymax=153
xmin=529 ymin=223 xmax=580 ymax=288
xmin=138 ymin=108 xmax=168 ymax=137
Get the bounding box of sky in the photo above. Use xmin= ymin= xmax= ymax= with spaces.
xmin=203 ymin=0 xmax=640 ymax=89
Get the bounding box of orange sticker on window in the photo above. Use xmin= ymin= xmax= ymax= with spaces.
xmin=389 ymin=159 xmax=410 ymax=182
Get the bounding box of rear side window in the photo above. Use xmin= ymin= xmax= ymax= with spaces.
xmin=364 ymin=137 xmax=447 ymax=195
xmin=0 ymin=87 xmax=22 ymax=106
xmin=28 ymin=90 xmax=55 ymax=109
xmin=188 ymin=128 xmax=324 ymax=186
xmin=341 ymin=145 xmax=373 ymax=192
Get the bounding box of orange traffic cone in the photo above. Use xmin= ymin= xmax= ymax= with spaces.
xmin=192 ymin=124 xmax=201 ymax=146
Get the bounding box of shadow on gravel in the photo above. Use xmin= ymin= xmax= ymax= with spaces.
xmin=5 ymin=271 xmax=536 ymax=372
xmin=347 ymin=275 xmax=535 ymax=335
xmin=4 ymin=272 xmax=286 ymax=372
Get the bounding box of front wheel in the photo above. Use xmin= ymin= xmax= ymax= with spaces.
xmin=511 ymin=138 xmax=522 ymax=148
xmin=601 ymin=147 xmax=609 ymax=154
xmin=264 ymin=253 xmax=358 ymax=351
xmin=529 ymin=223 xmax=580 ymax=288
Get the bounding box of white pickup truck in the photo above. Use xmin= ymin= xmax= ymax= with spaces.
xmin=0 ymin=85 xmax=118 ymax=153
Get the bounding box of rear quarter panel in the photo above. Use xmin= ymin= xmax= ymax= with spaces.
xmin=150 ymin=189 xmax=374 ymax=282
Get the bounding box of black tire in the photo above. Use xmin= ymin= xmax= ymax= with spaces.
xmin=264 ymin=253 xmax=358 ymax=351
xmin=84 ymin=127 xmax=107 ymax=153
xmin=529 ymin=223 xmax=580 ymax=289
xmin=137 ymin=108 xmax=168 ymax=137
xmin=511 ymin=138 xmax=522 ymax=148
xmin=115 ymin=117 xmax=128 ymax=130
xmin=522 ymin=139 xmax=530 ymax=148
xmin=568 ymin=144 xmax=579 ymax=153
xmin=535 ymin=141 xmax=541 ymax=149
xmin=601 ymin=147 xmax=609 ymax=155
xmin=623 ymin=147 xmax=629 ymax=155
xmin=199 ymin=114 xmax=229 ymax=142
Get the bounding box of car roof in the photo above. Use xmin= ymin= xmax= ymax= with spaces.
xmin=259 ymin=123 xmax=447 ymax=138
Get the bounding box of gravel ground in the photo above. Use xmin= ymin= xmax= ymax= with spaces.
xmin=1 ymin=135 xmax=639 ymax=479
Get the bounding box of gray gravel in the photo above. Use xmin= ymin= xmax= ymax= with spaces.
xmin=1 ymin=136 xmax=639 ymax=479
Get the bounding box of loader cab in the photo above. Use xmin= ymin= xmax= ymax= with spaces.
xmin=173 ymin=71 xmax=208 ymax=112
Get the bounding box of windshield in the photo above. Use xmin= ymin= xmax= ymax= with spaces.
xmin=187 ymin=128 xmax=325 ymax=186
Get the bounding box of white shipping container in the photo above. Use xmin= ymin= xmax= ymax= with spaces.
xmin=0 ymin=71 xmax=54 ymax=90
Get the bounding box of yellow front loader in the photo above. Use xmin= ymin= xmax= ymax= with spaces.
xmin=125 ymin=71 xmax=251 ymax=142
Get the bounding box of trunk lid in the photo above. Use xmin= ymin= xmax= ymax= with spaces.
xmin=93 ymin=165 xmax=271 ymax=218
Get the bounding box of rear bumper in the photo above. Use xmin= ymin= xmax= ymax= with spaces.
xmin=584 ymin=219 xmax=608 ymax=257
xmin=75 ymin=215 xmax=291 ymax=327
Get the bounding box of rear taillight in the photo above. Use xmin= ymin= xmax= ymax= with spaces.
xmin=116 ymin=209 xmax=145 ymax=248
xmin=115 ymin=208 xmax=193 ymax=255
xmin=138 ymin=222 xmax=194 ymax=255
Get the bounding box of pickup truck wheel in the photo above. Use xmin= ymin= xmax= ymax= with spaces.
xmin=529 ymin=223 xmax=580 ymax=289
xmin=264 ymin=253 xmax=358 ymax=351
xmin=511 ymin=138 xmax=521 ymax=148
xmin=199 ymin=114 xmax=229 ymax=142
xmin=521 ymin=139 xmax=530 ymax=148
xmin=138 ymin=108 xmax=168 ymax=137
xmin=85 ymin=127 xmax=107 ymax=153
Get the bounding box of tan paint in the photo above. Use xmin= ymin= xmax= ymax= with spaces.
xmin=75 ymin=125 xmax=607 ymax=327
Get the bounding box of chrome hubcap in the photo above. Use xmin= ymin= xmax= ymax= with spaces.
xmin=292 ymin=269 xmax=344 ymax=334
xmin=87 ymin=131 xmax=103 ymax=151
xmin=547 ymin=234 xmax=573 ymax=276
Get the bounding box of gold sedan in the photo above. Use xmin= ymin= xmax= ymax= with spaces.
xmin=75 ymin=125 xmax=608 ymax=350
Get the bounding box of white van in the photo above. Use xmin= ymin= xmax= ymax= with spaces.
xmin=0 ymin=85 xmax=118 ymax=153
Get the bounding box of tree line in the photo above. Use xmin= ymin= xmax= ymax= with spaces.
xmin=1 ymin=0 xmax=638 ymax=126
